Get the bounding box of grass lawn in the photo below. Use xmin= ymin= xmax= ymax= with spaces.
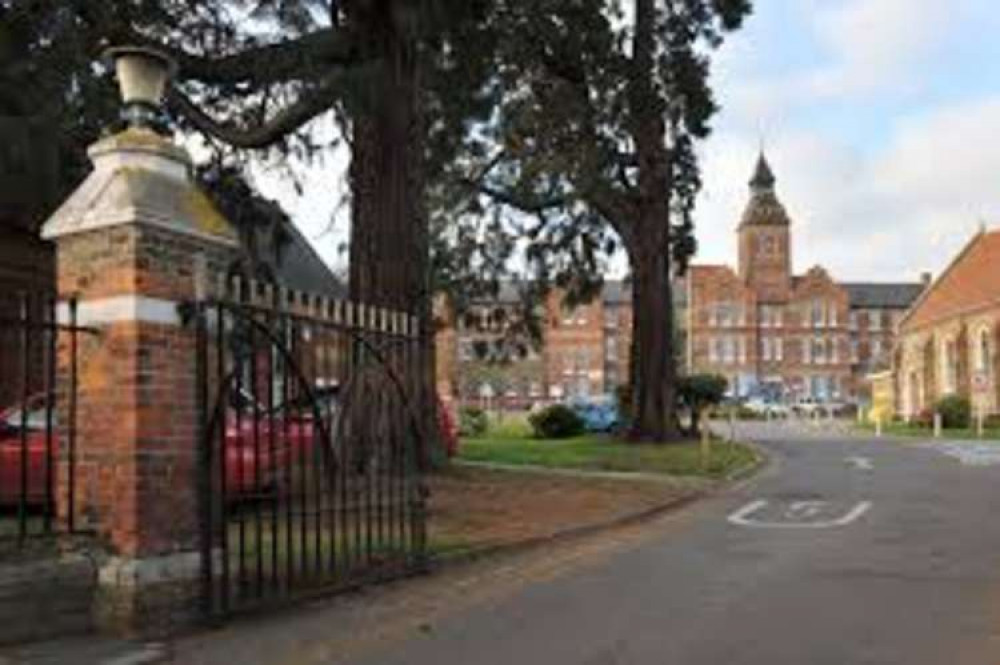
xmin=855 ymin=421 xmax=1000 ymax=441
xmin=459 ymin=415 xmax=757 ymax=479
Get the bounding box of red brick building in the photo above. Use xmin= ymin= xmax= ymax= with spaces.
xmin=895 ymin=228 xmax=1000 ymax=419
xmin=436 ymin=283 xmax=632 ymax=407
xmin=435 ymin=155 xmax=927 ymax=407
xmin=681 ymin=155 xmax=926 ymax=403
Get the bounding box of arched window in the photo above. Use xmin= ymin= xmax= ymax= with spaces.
xmin=979 ymin=328 xmax=992 ymax=374
xmin=942 ymin=338 xmax=958 ymax=394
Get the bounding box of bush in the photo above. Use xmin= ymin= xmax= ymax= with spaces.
xmin=528 ymin=404 xmax=585 ymax=439
xmin=936 ymin=395 xmax=971 ymax=429
xmin=458 ymin=406 xmax=489 ymax=438
xmin=913 ymin=408 xmax=934 ymax=428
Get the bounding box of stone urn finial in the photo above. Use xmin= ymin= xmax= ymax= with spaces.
xmin=105 ymin=46 xmax=177 ymax=130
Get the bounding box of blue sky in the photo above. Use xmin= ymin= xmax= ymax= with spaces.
xmin=697 ymin=0 xmax=1000 ymax=282
xmin=256 ymin=0 xmax=1000 ymax=284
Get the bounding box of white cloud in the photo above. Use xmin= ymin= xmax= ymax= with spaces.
xmin=806 ymin=0 xmax=956 ymax=98
xmin=695 ymin=95 xmax=1000 ymax=283
xmin=717 ymin=0 xmax=962 ymax=126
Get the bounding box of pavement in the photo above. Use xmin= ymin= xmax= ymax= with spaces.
xmin=10 ymin=423 xmax=1000 ymax=664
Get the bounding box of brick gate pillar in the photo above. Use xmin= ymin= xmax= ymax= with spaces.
xmin=41 ymin=125 xmax=238 ymax=633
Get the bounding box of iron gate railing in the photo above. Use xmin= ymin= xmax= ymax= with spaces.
xmin=193 ymin=279 xmax=428 ymax=618
xmin=0 ymin=291 xmax=93 ymax=546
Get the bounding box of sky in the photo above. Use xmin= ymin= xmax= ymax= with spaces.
xmin=254 ymin=0 xmax=1000 ymax=284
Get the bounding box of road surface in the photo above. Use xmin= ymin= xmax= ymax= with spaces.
xmin=13 ymin=423 xmax=1000 ymax=664
xmin=333 ymin=423 xmax=1000 ymax=664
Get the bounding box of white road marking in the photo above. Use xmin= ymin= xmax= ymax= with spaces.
xmin=728 ymin=499 xmax=872 ymax=529
xmin=785 ymin=501 xmax=825 ymax=520
xmin=920 ymin=442 xmax=1000 ymax=467
xmin=846 ymin=456 xmax=874 ymax=471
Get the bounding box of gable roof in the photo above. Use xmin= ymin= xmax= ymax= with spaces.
xmin=841 ymin=283 xmax=925 ymax=310
xmin=902 ymin=228 xmax=1000 ymax=331
xmin=276 ymin=221 xmax=345 ymax=297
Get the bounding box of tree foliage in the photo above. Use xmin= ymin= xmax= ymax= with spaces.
xmin=434 ymin=0 xmax=752 ymax=441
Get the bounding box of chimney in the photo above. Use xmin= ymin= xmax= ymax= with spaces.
xmin=921 ymin=272 xmax=932 ymax=287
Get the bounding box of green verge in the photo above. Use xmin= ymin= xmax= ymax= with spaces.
xmin=459 ymin=419 xmax=757 ymax=479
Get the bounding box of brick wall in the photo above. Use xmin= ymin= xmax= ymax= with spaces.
xmin=58 ymin=225 xmax=233 ymax=557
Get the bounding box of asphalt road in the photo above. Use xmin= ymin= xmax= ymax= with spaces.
xmin=14 ymin=423 xmax=1000 ymax=665
xmin=340 ymin=424 xmax=1000 ymax=665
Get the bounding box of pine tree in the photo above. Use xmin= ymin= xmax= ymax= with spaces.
xmin=446 ymin=0 xmax=752 ymax=441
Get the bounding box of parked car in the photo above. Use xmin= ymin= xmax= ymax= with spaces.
xmin=0 ymin=394 xmax=54 ymax=506
xmin=568 ymin=396 xmax=621 ymax=433
xmin=0 ymin=392 xmax=315 ymax=507
xmin=744 ymin=397 xmax=789 ymax=418
xmin=1 ymin=386 xmax=461 ymax=509
xmin=792 ymin=396 xmax=822 ymax=417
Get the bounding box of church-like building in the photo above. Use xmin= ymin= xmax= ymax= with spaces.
xmin=680 ymin=154 xmax=927 ymax=403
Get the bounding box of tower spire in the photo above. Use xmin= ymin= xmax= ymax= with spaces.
xmin=750 ymin=152 xmax=776 ymax=192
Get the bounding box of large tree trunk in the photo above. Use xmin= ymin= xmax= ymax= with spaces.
xmin=347 ymin=17 xmax=439 ymax=468
xmin=627 ymin=235 xmax=681 ymax=442
xmin=621 ymin=0 xmax=681 ymax=442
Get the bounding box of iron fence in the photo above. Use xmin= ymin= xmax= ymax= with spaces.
xmin=0 ymin=291 xmax=93 ymax=545
xmin=194 ymin=279 xmax=428 ymax=618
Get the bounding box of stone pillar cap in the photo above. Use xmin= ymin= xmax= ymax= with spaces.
xmin=41 ymin=128 xmax=238 ymax=247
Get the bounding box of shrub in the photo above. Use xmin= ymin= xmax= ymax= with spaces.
xmin=911 ymin=408 xmax=932 ymax=428
xmin=458 ymin=406 xmax=489 ymax=438
xmin=528 ymin=404 xmax=585 ymax=439
xmin=936 ymin=395 xmax=971 ymax=429
xmin=677 ymin=374 xmax=728 ymax=427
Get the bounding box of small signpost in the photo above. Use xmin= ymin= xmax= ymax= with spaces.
xmin=973 ymin=372 xmax=989 ymax=438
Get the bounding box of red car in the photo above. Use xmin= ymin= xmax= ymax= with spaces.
xmin=0 ymin=393 xmax=317 ymax=507
xmin=0 ymin=394 xmax=55 ymax=506
xmin=1 ymin=390 xmax=457 ymax=507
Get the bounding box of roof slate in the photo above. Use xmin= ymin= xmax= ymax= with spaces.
xmin=841 ymin=283 xmax=925 ymax=310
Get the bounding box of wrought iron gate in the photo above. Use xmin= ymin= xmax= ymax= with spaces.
xmin=0 ymin=291 xmax=93 ymax=548
xmin=193 ymin=281 xmax=428 ymax=618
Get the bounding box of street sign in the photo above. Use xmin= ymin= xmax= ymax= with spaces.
xmin=973 ymin=372 xmax=989 ymax=394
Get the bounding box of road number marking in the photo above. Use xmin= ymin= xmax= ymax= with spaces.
xmin=728 ymin=499 xmax=872 ymax=529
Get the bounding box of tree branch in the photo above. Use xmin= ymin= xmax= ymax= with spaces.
xmin=167 ymin=77 xmax=342 ymax=149
xmin=476 ymin=184 xmax=571 ymax=213
xmin=155 ymin=29 xmax=360 ymax=85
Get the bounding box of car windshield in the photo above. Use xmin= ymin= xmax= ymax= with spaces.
xmin=2 ymin=395 xmax=52 ymax=431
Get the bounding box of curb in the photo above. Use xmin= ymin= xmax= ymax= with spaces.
xmin=433 ymin=444 xmax=770 ymax=569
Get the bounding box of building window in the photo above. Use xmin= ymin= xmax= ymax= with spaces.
xmin=830 ymin=339 xmax=839 ymax=364
xmin=829 ymin=306 xmax=838 ymax=327
xmin=605 ymin=336 xmax=617 ymax=362
xmin=760 ymin=305 xmax=782 ymax=328
xmin=872 ymin=339 xmax=883 ymax=361
xmin=941 ymin=338 xmax=958 ymax=394
xmin=761 ymin=338 xmax=772 ymax=361
xmin=802 ymin=337 xmax=812 ymax=365
xmin=813 ymin=338 xmax=826 ymax=365
xmin=605 ymin=306 xmax=619 ymax=328
xmin=775 ymin=338 xmax=784 ymax=362
xmin=869 ymin=310 xmax=882 ymax=331
xmin=851 ymin=339 xmax=859 ymax=363
xmin=849 ymin=311 xmax=859 ymax=331
xmin=811 ymin=300 xmax=824 ymax=328
xmin=978 ymin=328 xmax=992 ymax=374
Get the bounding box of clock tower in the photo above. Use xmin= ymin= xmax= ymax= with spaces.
xmin=737 ymin=153 xmax=792 ymax=301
